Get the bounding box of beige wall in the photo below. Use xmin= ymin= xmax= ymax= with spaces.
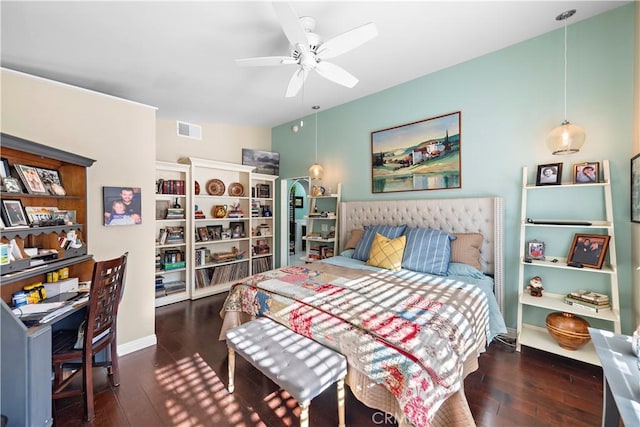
xmin=156 ymin=119 xmax=271 ymax=163
xmin=1 ymin=69 xmax=158 ymax=353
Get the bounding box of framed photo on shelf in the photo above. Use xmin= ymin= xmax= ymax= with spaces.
xmin=256 ymin=184 xmax=270 ymax=199
xmin=1 ymin=199 xmax=28 ymax=227
xmin=197 ymin=227 xmax=210 ymax=241
xmin=15 ymin=164 xmax=48 ymax=194
xmin=573 ymin=162 xmax=599 ymax=184
xmin=567 ymin=233 xmax=610 ymax=269
xmin=3 ymin=177 xmax=22 ymax=193
xmin=36 ymin=167 xmax=66 ymax=195
xmin=632 ymin=153 xmax=640 ymax=223
xmin=0 ymin=158 xmax=10 ymax=178
xmin=536 ymin=163 xmax=562 ymax=186
xmin=230 ymin=221 xmax=244 ymax=238
xmin=526 ymin=240 xmax=545 ymax=260
xmin=207 ymin=225 xmax=223 ymax=240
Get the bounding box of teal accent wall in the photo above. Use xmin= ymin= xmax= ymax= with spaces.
xmin=272 ymin=5 xmax=635 ymax=332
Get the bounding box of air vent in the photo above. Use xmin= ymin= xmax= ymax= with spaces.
xmin=176 ymin=121 xmax=202 ymax=140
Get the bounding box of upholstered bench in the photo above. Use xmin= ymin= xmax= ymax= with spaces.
xmin=226 ymin=317 xmax=347 ymax=427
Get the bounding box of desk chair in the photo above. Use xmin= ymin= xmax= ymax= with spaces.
xmin=51 ymin=252 xmax=128 ymax=421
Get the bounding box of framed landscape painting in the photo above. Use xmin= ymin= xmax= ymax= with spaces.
xmin=371 ymin=111 xmax=461 ymax=193
xmin=242 ymin=149 xmax=279 ymax=176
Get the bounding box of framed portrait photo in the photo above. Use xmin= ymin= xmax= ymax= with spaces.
xmin=573 ymin=162 xmax=599 ymax=184
xmin=2 ymin=177 xmax=22 ymax=193
xmin=15 ymin=164 xmax=48 ymax=195
xmin=103 ymin=186 xmax=142 ymax=226
xmin=527 ymin=240 xmax=545 ymax=260
xmin=36 ymin=167 xmax=66 ymax=195
xmin=632 ymin=153 xmax=640 ymax=223
xmin=207 ymin=225 xmax=223 ymax=240
xmin=567 ymin=233 xmax=610 ymax=269
xmin=536 ymin=163 xmax=562 ymax=186
xmin=230 ymin=221 xmax=245 ymax=238
xmin=1 ymin=199 xmax=28 ymax=227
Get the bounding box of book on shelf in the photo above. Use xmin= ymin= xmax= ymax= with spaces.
xmin=565 ymin=294 xmax=610 ymax=306
xmin=563 ymin=297 xmax=611 ymax=313
xmin=568 ymin=290 xmax=609 ymax=303
xmin=166 ymin=208 xmax=185 ymax=219
xmin=165 ymin=226 xmax=185 ymax=243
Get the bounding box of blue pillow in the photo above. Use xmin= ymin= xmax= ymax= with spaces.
xmin=352 ymin=225 xmax=407 ymax=261
xmin=401 ymin=227 xmax=454 ymax=275
xmin=447 ymin=262 xmax=486 ymax=279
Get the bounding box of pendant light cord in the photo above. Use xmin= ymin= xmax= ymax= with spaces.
xmin=563 ymin=18 xmax=568 ymax=122
xmin=315 ymin=108 xmax=318 ymax=163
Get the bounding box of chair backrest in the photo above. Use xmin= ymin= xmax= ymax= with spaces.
xmin=83 ymin=252 xmax=128 ymax=351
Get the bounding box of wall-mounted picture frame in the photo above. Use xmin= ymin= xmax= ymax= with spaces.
xmin=527 ymin=240 xmax=545 ymax=260
xmin=567 ymin=233 xmax=610 ymax=269
xmin=230 ymin=221 xmax=245 ymax=238
xmin=36 ymin=167 xmax=66 ymax=195
xmin=371 ymin=111 xmax=461 ymax=193
xmin=632 ymin=153 xmax=640 ymax=223
xmin=242 ymin=148 xmax=280 ymax=176
xmin=573 ymin=162 xmax=599 ymax=184
xmin=103 ymin=186 xmax=142 ymax=226
xmin=535 ymin=162 xmax=562 ymax=186
xmin=294 ymin=196 xmax=304 ymax=208
xmin=1 ymin=199 xmax=28 ymax=227
xmin=14 ymin=164 xmax=48 ymax=195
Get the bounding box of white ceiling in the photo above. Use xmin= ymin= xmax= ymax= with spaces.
xmin=1 ymin=1 xmax=629 ymax=128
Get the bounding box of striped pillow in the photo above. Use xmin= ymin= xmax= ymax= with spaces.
xmin=401 ymin=227 xmax=454 ymax=275
xmin=352 ymin=224 xmax=407 ymax=261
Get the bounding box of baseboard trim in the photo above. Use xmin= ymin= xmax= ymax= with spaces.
xmin=117 ymin=334 xmax=157 ymax=356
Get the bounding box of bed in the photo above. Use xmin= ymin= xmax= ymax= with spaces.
xmin=219 ymin=197 xmax=506 ymax=427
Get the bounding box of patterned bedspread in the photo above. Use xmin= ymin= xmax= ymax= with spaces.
xmin=220 ymin=262 xmax=490 ymax=427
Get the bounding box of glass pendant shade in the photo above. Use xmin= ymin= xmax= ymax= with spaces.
xmin=309 ymin=163 xmax=324 ymax=180
xmin=546 ymin=120 xmax=586 ymax=155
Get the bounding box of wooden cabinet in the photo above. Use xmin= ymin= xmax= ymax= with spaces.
xmin=154 ymin=161 xmax=190 ymax=307
xmin=302 ymin=183 xmax=341 ymax=262
xmin=515 ymin=160 xmax=619 ymax=366
xmin=0 ymin=133 xmax=95 ymax=426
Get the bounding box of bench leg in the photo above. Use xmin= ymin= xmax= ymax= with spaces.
xmin=227 ymin=346 xmax=235 ymax=393
xmin=299 ymin=403 xmax=310 ymax=427
xmin=337 ymin=378 xmax=345 ymax=427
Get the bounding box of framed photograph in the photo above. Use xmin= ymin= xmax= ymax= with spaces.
xmin=14 ymin=164 xmax=48 ymax=195
xmin=36 ymin=167 xmax=66 ymax=195
xmin=103 ymin=186 xmax=142 ymax=226
xmin=0 ymin=158 xmax=10 ymax=178
xmin=3 ymin=177 xmax=22 ymax=193
xmin=535 ymin=163 xmax=562 ymax=186
xmin=207 ymin=225 xmax=223 ymax=240
xmin=371 ymin=111 xmax=461 ymax=193
xmin=294 ymin=196 xmax=304 ymax=208
xmin=197 ymin=226 xmax=210 ymax=241
xmin=573 ymin=162 xmax=599 ymax=184
xmin=1 ymin=199 xmax=28 ymax=227
xmin=256 ymin=184 xmax=271 ymax=199
xmin=632 ymin=153 xmax=640 ymax=223
xmin=567 ymin=233 xmax=610 ymax=269
xmin=242 ymin=148 xmax=280 ymax=175
xmin=230 ymin=221 xmax=245 ymax=238
xmin=527 ymin=240 xmax=545 ymax=260
xmin=24 ymin=206 xmax=57 ymax=225
xmin=53 ymin=209 xmax=76 ymax=224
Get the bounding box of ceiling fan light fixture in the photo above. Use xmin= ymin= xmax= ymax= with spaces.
xmin=547 ymin=9 xmax=586 ymax=155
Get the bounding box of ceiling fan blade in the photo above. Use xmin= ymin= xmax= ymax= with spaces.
xmin=272 ymin=2 xmax=309 ymax=47
xmin=315 ymin=61 xmax=358 ymax=88
xmin=285 ymin=68 xmax=309 ymax=98
xmin=235 ymin=56 xmax=296 ymax=67
xmin=316 ymin=22 xmax=378 ymax=60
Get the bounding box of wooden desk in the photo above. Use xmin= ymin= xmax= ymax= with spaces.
xmin=589 ymin=327 xmax=640 ymax=427
xmin=0 ymin=298 xmax=87 ymax=426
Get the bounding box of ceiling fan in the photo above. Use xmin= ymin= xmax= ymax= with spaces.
xmin=235 ymin=2 xmax=378 ymax=98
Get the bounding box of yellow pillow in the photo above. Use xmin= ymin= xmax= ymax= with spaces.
xmin=366 ymin=233 xmax=406 ymax=271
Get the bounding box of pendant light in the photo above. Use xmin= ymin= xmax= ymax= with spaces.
xmin=308 ymin=105 xmax=324 ymax=179
xmin=546 ymin=9 xmax=586 ymax=155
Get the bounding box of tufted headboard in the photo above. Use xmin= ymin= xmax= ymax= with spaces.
xmin=339 ymin=197 xmax=504 ymax=313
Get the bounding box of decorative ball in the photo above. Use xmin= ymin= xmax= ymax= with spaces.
xmin=545 ymin=312 xmax=591 ymax=351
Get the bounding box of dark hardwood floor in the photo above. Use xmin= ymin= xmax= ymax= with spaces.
xmin=53 ymin=293 xmax=604 ymax=426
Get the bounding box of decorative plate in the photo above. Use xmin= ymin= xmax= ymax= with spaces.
xmin=228 ymin=182 xmax=244 ymax=197
xmin=194 ymin=181 xmax=200 ymax=195
xmin=206 ymin=179 xmax=225 ymax=196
